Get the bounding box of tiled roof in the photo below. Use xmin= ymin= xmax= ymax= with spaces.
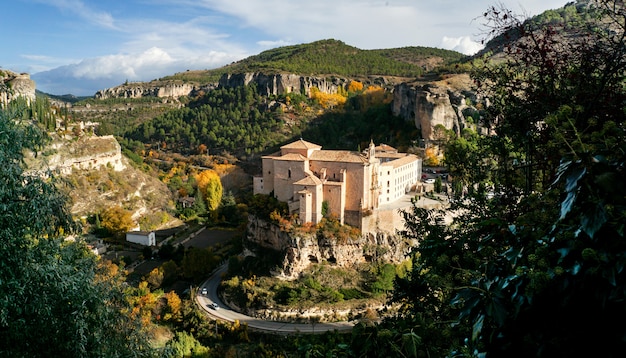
xmin=294 ymin=173 xmax=323 ymax=186
xmin=310 ymin=150 xmax=368 ymax=163
xmin=380 ymin=154 xmax=420 ymax=169
xmin=280 ymin=139 xmax=322 ymax=150
xmin=375 ymin=143 xmax=397 ymax=153
xmin=275 ymin=153 xmax=307 ymax=161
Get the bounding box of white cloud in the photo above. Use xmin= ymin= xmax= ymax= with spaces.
xmin=36 ymin=0 xmax=117 ymax=29
xmin=440 ymin=36 xmax=484 ymax=56
xmin=32 ymin=47 xmax=243 ymax=95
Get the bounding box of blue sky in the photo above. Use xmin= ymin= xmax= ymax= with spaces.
xmin=1 ymin=0 xmax=569 ymax=96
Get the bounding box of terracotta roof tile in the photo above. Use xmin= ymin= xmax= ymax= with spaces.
xmin=275 ymin=153 xmax=307 ymax=161
xmin=280 ymin=139 xmax=322 ymax=150
xmin=294 ymin=174 xmax=323 ymax=185
xmin=310 ymin=150 xmax=368 ymax=163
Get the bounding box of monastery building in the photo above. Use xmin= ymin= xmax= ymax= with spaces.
xmin=253 ymin=139 xmax=422 ymax=232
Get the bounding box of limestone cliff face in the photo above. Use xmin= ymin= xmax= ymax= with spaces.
xmin=246 ymin=215 xmax=416 ymax=280
xmin=392 ymin=74 xmax=485 ymax=139
xmin=219 ymin=72 xmax=350 ymax=96
xmin=94 ymin=81 xmax=216 ymax=100
xmin=26 ymin=134 xmax=126 ymax=176
xmin=0 ymin=69 xmax=36 ymax=105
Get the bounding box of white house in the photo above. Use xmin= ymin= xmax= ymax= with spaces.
xmin=126 ymin=231 xmax=156 ymax=246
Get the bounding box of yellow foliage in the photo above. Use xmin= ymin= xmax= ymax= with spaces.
xmin=425 ymin=147 xmax=441 ymax=166
xmin=196 ymin=169 xmax=223 ymax=212
xmin=213 ymin=163 xmax=235 ymax=176
xmin=100 ymin=205 xmax=135 ymax=236
xmin=310 ymin=87 xmax=347 ymax=109
xmin=347 ymin=80 xmax=364 ymax=93
xmin=163 ymin=291 xmax=182 ymax=321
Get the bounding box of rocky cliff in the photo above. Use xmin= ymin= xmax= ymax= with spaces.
xmin=392 ymin=74 xmax=486 ymax=139
xmin=27 ymin=134 xmax=126 ymax=176
xmin=94 ymin=72 xmax=394 ymax=100
xmin=0 ymin=69 xmax=36 ymax=105
xmin=246 ymin=215 xmax=416 ymax=280
xmin=94 ymin=80 xmax=216 ymax=100
xmin=219 ymin=72 xmax=353 ymax=97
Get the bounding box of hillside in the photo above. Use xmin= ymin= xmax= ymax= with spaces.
xmin=161 ymin=39 xmax=467 ymax=84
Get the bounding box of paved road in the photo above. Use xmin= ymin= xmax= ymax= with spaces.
xmin=196 ymin=264 xmax=355 ymax=334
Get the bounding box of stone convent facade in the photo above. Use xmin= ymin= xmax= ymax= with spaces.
xmin=253 ymin=139 xmax=422 ymax=232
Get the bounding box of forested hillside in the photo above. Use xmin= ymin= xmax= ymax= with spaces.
xmin=161 ymin=39 xmax=467 ymax=83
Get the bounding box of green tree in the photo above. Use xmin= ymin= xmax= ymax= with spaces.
xmin=0 ymin=102 xmax=154 ymax=357
xmin=393 ymin=2 xmax=626 ymax=357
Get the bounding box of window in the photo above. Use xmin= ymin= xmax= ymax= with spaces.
xmin=288 ymin=169 xmax=291 ymax=178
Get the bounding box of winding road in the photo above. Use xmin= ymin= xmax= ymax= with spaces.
xmin=195 ymin=264 xmax=355 ymax=334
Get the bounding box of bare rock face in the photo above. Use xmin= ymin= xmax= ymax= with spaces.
xmin=246 ymin=215 xmax=415 ymax=280
xmin=26 ymin=134 xmax=126 ymax=176
xmin=392 ymin=74 xmax=484 ymax=139
xmin=0 ymin=69 xmax=36 ymax=105
xmin=219 ymin=72 xmax=351 ymax=96
xmin=94 ymin=81 xmax=216 ymax=100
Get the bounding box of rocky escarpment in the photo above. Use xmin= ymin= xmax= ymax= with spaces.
xmin=94 ymin=81 xmax=216 ymax=100
xmin=392 ymin=74 xmax=488 ymax=139
xmin=94 ymin=72 xmax=396 ymax=100
xmin=26 ymin=134 xmax=126 ymax=176
xmin=246 ymin=215 xmax=416 ymax=280
xmin=219 ymin=72 xmax=355 ymax=97
xmin=0 ymin=69 xmax=36 ymax=105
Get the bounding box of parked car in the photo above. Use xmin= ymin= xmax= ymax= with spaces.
xmin=208 ymin=302 xmax=219 ymax=310
xmin=423 ymin=178 xmax=436 ymax=184
xmin=201 ymin=287 xmax=208 ymax=295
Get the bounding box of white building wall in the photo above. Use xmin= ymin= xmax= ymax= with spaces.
xmin=126 ymin=231 xmax=156 ymax=246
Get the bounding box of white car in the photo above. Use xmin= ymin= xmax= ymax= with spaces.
xmin=423 ymin=178 xmax=436 ymax=184
xmin=200 ymin=288 xmax=208 ymax=295
xmin=209 ymin=302 xmax=219 ymax=310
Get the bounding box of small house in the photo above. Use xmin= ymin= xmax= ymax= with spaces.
xmin=126 ymin=231 xmax=156 ymax=246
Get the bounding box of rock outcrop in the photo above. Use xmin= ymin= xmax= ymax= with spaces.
xmin=26 ymin=134 xmax=126 ymax=175
xmin=246 ymin=215 xmax=416 ymax=280
xmin=392 ymin=74 xmax=486 ymax=139
xmin=0 ymin=69 xmax=36 ymax=105
xmin=94 ymin=81 xmax=216 ymax=100
xmin=219 ymin=72 xmax=352 ymax=97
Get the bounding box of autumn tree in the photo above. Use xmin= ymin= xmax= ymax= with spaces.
xmin=310 ymin=86 xmax=347 ymax=109
xmin=347 ymin=80 xmax=364 ymax=93
xmin=196 ymin=169 xmax=223 ymax=216
xmin=100 ymin=205 xmax=135 ymax=237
